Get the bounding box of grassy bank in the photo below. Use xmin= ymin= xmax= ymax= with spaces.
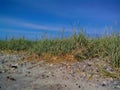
xmin=0 ymin=32 xmax=120 ymax=67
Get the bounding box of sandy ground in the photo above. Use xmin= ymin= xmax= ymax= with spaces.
xmin=0 ymin=54 xmax=120 ymax=90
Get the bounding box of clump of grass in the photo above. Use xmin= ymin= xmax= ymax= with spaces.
xmin=0 ymin=31 xmax=120 ymax=67
xmin=30 ymin=38 xmax=75 ymax=56
xmin=99 ymin=67 xmax=120 ymax=80
xmin=0 ymin=38 xmax=33 ymax=51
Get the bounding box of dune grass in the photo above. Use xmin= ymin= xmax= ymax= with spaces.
xmin=0 ymin=32 xmax=120 ymax=67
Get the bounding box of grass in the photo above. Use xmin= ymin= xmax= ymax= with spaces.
xmin=100 ymin=67 xmax=120 ymax=80
xmin=0 ymin=31 xmax=120 ymax=68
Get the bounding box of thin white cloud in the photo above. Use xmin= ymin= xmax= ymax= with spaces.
xmin=0 ymin=28 xmax=37 ymax=34
xmin=0 ymin=17 xmax=70 ymax=32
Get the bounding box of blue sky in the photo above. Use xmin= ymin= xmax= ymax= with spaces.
xmin=0 ymin=0 xmax=120 ymax=39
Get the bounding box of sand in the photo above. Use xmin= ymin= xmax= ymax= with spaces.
xmin=0 ymin=54 xmax=120 ymax=90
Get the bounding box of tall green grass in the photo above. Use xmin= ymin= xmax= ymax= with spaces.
xmin=0 ymin=32 xmax=120 ymax=67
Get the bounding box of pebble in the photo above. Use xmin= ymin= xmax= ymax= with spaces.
xmin=26 ymin=71 xmax=31 ymax=74
xmin=76 ymin=83 xmax=78 ymax=85
xmin=78 ymin=85 xmax=81 ymax=88
xmin=113 ymin=81 xmax=120 ymax=89
xmin=47 ymin=75 xmax=49 ymax=78
xmin=75 ymin=83 xmax=81 ymax=88
xmin=105 ymin=66 xmax=114 ymax=73
xmin=25 ymin=74 xmax=28 ymax=76
xmin=115 ymin=85 xmax=120 ymax=89
xmin=49 ymin=64 xmax=53 ymax=67
xmin=65 ymin=85 xmax=67 ymax=87
xmin=86 ymin=61 xmax=92 ymax=66
xmin=1 ymin=70 xmax=5 ymax=73
xmin=6 ymin=76 xmax=16 ymax=81
xmin=0 ymin=60 xmax=4 ymax=64
xmin=0 ymin=71 xmax=2 ymax=73
xmin=101 ymin=81 xmax=107 ymax=87
xmin=11 ymin=65 xmax=18 ymax=69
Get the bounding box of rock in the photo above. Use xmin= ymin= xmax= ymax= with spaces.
xmin=82 ymin=65 xmax=86 ymax=72
xmin=115 ymin=85 xmax=120 ymax=89
xmin=76 ymin=83 xmax=78 ymax=86
xmin=113 ymin=81 xmax=120 ymax=89
xmin=86 ymin=61 xmax=92 ymax=66
xmin=105 ymin=66 xmax=114 ymax=73
xmin=1 ymin=70 xmax=5 ymax=73
xmin=6 ymin=76 xmax=16 ymax=81
xmin=27 ymin=71 xmax=31 ymax=74
xmin=40 ymin=74 xmax=49 ymax=79
xmin=62 ymin=75 xmax=69 ymax=80
xmin=78 ymin=85 xmax=81 ymax=88
xmin=51 ymin=74 xmax=54 ymax=77
xmin=49 ymin=64 xmax=53 ymax=67
xmin=1 ymin=60 xmax=5 ymax=64
xmin=101 ymin=81 xmax=107 ymax=87
xmin=25 ymin=74 xmax=28 ymax=76
xmin=48 ymin=72 xmax=52 ymax=75
xmin=106 ymin=78 xmax=114 ymax=83
xmin=89 ymin=83 xmax=96 ymax=87
xmin=46 ymin=75 xmax=49 ymax=78
xmin=0 ymin=71 xmax=2 ymax=73
xmin=10 ymin=63 xmax=18 ymax=69
xmin=11 ymin=65 xmax=18 ymax=69
xmin=75 ymin=83 xmax=81 ymax=88
xmin=65 ymin=85 xmax=67 ymax=87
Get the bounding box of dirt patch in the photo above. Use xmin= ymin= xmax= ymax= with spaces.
xmin=0 ymin=54 xmax=120 ymax=90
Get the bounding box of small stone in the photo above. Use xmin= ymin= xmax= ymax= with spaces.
xmin=105 ymin=66 xmax=114 ymax=73
xmin=89 ymin=83 xmax=96 ymax=87
xmin=1 ymin=60 xmax=4 ymax=64
xmin=47 ymin=75 xmax=49 ymax=78
xmin=27 ymin=71 xmax=31 ymax=74
xmin=11 ymin=65 xmax=18 ymax=69
xmin=25 ymin=74 xmax=28 ymax=76
xmin=76 ymin=83 xmax=78 ymax=86
xmin=50 ymin=64 xmax=53 ymax=67
xmin=52 ymin=74 xmax=54 ymax=77
xmin=10 ymin=63 xmax=18 ymax=69
xmin=65 ymin=85 xmax=67 ymax=87
xmin=48 ymin=72 xmax=51 ymax=74
xmin=2 ymin=70 xmax=5 ymax=73
xmin=42 ymin=74 xmax=45 ymax=78
xmin=78 ymin=85 xmax=81 ymax=88
xmin=6 ymin=76 xmax=16 ymax=81
xmin=101 ymin=81 xmax=107 ymax=86
xmin=115 ymin=85 xmax=120 ymax=89
xmin=0 ymin=71 xmax=2 ymax=73
xmin=107 ymin=78 xmax=113 ymax=83
xmin=62 ymin=76 xmax=69 ymax=80
xmin=87 ymin=62 xmax=92 ymax=66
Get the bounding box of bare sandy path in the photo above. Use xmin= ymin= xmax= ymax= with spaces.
xmin=0 ymin=54 xmax=120 ymax=90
